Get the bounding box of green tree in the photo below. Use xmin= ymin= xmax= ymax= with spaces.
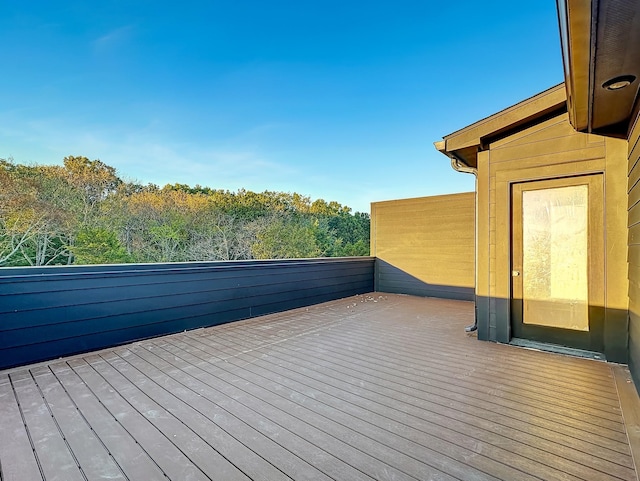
xmin=71 ymin=227 xmax=132 ymax=265
xmin=328 ymin=211 xmax=370 ymax=256
xmin=252 ymin=215 xmax=321 ymax=259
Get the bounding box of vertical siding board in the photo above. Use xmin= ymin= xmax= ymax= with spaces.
xmin=0 ymin=258 xmax=374 ymax=370
xmin=494 ymin=177 xmax=512 ymax=344
xmin=603 ymin=137 xmax=629 ymax=363
xmin=476 ymin=152 xmax=491 ymax=341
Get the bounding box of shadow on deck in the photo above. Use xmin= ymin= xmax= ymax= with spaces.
xmin=1 ymin=293 xmax=638 ymax=481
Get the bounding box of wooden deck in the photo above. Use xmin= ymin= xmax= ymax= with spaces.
xmin=0 ymin=293 xmax=638 ymax=481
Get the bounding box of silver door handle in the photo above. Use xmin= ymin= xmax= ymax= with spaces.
xmin=512 ymin=270 xmax=520 ymax=277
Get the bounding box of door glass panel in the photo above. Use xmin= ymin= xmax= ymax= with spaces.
xmin=522 ymin=184 xmax=589 ymax=331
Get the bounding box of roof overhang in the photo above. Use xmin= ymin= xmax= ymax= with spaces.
xmin=558 ymin=0 xmax=640 ymax=136
xmin=435 ymin=84 xmax=567 ymax=169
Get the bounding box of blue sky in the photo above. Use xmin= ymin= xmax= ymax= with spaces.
xmin=0 ymin=1 xmax=562 ymax=213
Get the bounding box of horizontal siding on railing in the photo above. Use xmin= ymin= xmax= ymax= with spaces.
xmin=0 ymin=257 xmax=374 ymax=370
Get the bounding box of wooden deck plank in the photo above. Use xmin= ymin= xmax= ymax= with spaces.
xmin=66 ymin=357 xmax=212 ymax=481
xmin=182 ymin=324 xmax=630 ymax=466
xmin=216 ymin=322 xmax=626 ymax=443
xmin=157 ymin=337 xmax=520 ymax=481
xmin=0 ymin=374 xmax=43 ymax=481
xmin=347 ymin=299 xmax=617 ymax=379
xmin=292 ymin=332 xmax=625 ymax=422
xmin=259 ymin=335 xmax=630 ymax=442
xmin=185 ymin=328 xmax=635 ymax=479
xmin=177 ymin=331 xmax=637 ymax=477
xmin=138 ymin=341 xmax=447 ymax=481
xmin=164 ymin=334 xmax=633 ymax=481
xmin=29 ymin=366 xmax=126 ymax=481
xmin=49 ymin=361 xmax=169 ymax=481
xmin=614 ymin=365 xmax=640 ymax=479
xmin=118 ymin=344 xmax=370 ymax=481
xmin=94 ymin=350 xmax=293 ymax=481
xmin=356 ymin=321 xmax=618 ymax=396
xmin=239 ymin=335 xmax=632 ymax=453
xmin=83 ymin=353 xmax=252 ymax=481
xmin=202 ymin=297 xmax=618 ymax=389
xmin=9 ymin=370 xmax=85 ymax=481
xmin=331 ymin=321 xmax=621 ymax=403
xmin=1 ymin=293 xmax=638 ymax=481
xmin=211 ymin=304 xmax=621 ymax=406
xmin=171 ymin=302 xmax=628 ymax=453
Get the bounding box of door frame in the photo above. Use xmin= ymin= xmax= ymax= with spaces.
xmin=493 ymin=159 xmax=606 ymax=345
xmin=509 ymin=174 xmax=605 ymax=351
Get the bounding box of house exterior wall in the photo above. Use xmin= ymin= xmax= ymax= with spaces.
xmin=478 ymin=112 xmax=629 ymax=362
xmin=370 ymin=193 xmax=475 ymax=300
xmin=628 ymin=110 xmax=640 ymax=381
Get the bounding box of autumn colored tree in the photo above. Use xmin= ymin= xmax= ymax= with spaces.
xmin=62 ymin=155 xmax=122 ymax=225
xmin=0 ymin=157 xmax=370 ymax=266
xmin=0 ymin=160 xmax=75 ymax=265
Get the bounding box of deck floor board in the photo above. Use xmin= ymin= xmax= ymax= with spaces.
xmin=156 ymin=337 xmax=510 ymax=481
xmin=30 ymin=366 xmax=126 ymax=481
xmin=162 ymin=336 xmax=613 ymax=481
xmin=175 ymin=333 xmax=636 ymax=476
xmin=0 ymin=375 xmax=44 ymax=481
xmin=10 ymin=370 xmax=85 ymax=481
xmin=254 ymin=337 xmax=632 ymax=449
xmin=275 ymin=333 xmax=627 ymax=430
xmin=1 ymin=293 xmax=638 ymax=481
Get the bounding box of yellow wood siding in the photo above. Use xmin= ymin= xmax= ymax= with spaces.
xmin=478 ymin=111 xmax=628 ymax=359
xmin=371 ymin=193 xmax=475 ymax=300
xmin=486 ymin=115 xmax=600 ymax=340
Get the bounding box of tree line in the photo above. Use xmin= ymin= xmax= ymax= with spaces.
xmin=0 ymin=156 xmax=370 ymax=267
